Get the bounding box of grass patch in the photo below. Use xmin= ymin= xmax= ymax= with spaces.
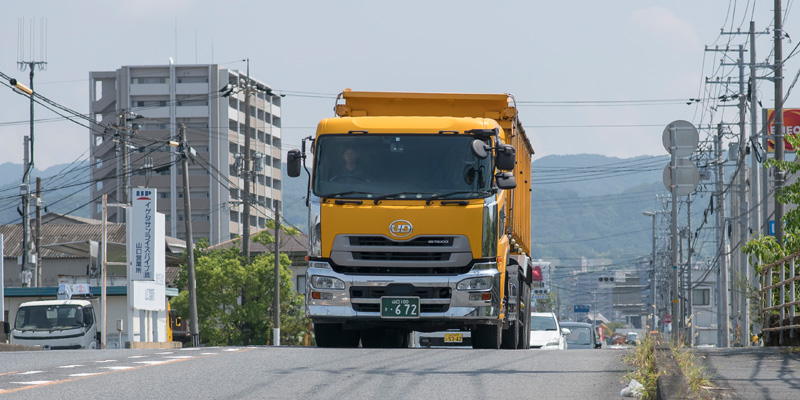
xmin=671 ymin=345 xmax=715 ymax=397
xmin=623 ymin=336 xmax=659 ymax=399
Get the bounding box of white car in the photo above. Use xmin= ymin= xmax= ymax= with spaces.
xmin=529 ymin=312 xmax=568 ymax=350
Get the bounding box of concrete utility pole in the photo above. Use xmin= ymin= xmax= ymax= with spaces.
xmin=273 ymin=203 xmax=281 ymax=346
xmin=686 ymin=201 xmax=694 ymax=347
xmin=774 ymin=0 xmax=785 ymax=245
xmin=643 ymin=211 xmax=657 ymax=332
xmin=178 ymin=124 xmax=201 ymax=347
xmin=242 ymin=59 xmax=253 ymax=263
xmin=35 ymin=177 xmax=42 ymax=287
xmin=716 ymin=124 xmax=731 ymax=348
xmin=21 ymin=136 xmax=31 ymax=287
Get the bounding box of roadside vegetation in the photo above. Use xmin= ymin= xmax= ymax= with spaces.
xmin=622 ymin=335 xmax=660 ymax=399
xmin=171 ymin=227 xmax=313 ymax=346
xmin=671 ymin=345 xmax=715 ymax=398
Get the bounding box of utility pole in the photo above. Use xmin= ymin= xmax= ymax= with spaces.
xmin=178 ymin=124 xmax=200 ymax=347
xmin=273 ymin=203 xmax=281 ymax=346
xmin=242 ymin=59 xmax=252 ymax=263
xmin=774 ymin=0 xmax=785 ymax=246
xmin=669 ymin=125 xmax=679 ymax=344
xmin=35 ymin=177 xmax=42 ymax=287
xmin=716 ymin=124 xmax=731 ymax=348
xmin=686 ymin=201 xmax=693 ymax=347
xmin=20 ymin=136 xmax=32 ymax=287
xmin=643 ymin=210 xmax=657 ymax=332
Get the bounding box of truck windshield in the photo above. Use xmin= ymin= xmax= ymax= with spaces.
xmin=313 ymin=134 xmax=493 ymax=200
xmin=14 ymin=305 xmax=86 ymax=331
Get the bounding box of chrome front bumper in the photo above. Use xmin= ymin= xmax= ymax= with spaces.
xmin=306 ymin=266 xmax=501 ymax=320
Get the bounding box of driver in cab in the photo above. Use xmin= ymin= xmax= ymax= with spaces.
xmin=331 ymin=147 xmax=369 ymax=182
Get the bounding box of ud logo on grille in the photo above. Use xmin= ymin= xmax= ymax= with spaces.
xmin=389 ymin=220 xmax=413 ymax=238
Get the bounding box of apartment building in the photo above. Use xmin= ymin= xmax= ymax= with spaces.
xmin=89 ymin=64 xmax=282 ymax=244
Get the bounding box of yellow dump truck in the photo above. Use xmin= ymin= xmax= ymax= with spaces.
xmin=287 ymin=90 xmax=534 ymax=348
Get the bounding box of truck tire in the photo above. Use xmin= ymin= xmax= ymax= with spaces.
xmin=473 ymin=323 xmax=502 ymax=349
xmin=314 ymin=323 xmax=341 ymax=347
xmin=518 ymin=279 xmax=532 ymax=349
xmin=501 ymin=267 xmax=520 ymax=349
xmin=340 ymin=328 xmax=361 ymax=348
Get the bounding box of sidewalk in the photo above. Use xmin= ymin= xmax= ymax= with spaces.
xmin=694 ymin=347 xmax=800 ymax=399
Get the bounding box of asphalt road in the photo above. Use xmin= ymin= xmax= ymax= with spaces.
xmin=695 ymin=347 xmax=800 ymax=399
xmin=1 ymin=346 xmax=631 ymax=399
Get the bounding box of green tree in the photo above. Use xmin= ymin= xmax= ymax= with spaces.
xmin=171 ymin=224 xmax=311 ymax=346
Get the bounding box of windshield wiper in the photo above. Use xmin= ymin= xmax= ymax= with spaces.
xmin=425 ymin=190 xmax=491 ymax=205
xmin=372 ymin=192 xmax=437 ymax=204
xmin=321 ymin=191 xmax=373 ymax=200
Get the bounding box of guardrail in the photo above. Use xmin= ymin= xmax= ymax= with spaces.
xmin=758 ymin=251 xmax=800 ymax=345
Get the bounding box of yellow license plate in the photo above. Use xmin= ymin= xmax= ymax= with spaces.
xmin=444 ymin=333 xmax=463 ymax=343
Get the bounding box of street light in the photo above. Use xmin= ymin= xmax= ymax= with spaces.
xmin=643 ymin=211 xmax=657 ymax=334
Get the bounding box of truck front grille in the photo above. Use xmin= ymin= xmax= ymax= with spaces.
xmin=350 ymin=285 xmax=451 ymax=299
xmin=330 ymin=235 xmax=473 ymax=275
xmin=352 ymin=304 xmax=450 ymax=313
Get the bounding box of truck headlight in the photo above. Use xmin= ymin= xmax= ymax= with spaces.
xmin=456 ymin=276 xmax=493 ymax=291
xmin=310 ymin=275 xmax=345 ymax=290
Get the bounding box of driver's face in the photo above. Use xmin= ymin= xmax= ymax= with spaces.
xmin=343 ymin=148 xmax=358 ymax=162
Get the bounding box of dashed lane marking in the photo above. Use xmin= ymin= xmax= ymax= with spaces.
xmin=11 ymin=381 xmax=53 ymax=385
xmin=68 ymin=373 xmax=103 ymax=377
xmin=14 ymin=372 xmax=42 ymax=375
xmin=101 ymin=366 xmax=135 ymax=370
xmin=58 ymin=365 xmax=85 ymax=369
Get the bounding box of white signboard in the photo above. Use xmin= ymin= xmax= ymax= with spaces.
xmin=127 ymin=188 xmax=166 ymax=311
xmin=129 ymin=189 xmax=157 ymax=281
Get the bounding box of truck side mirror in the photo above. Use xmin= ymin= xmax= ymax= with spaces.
xmin=287 ymin=149 xmax=303 ymax=177
xmin=495 ymin=172 xmax=516 ymax=189
xmin=495 ymin=144 xmax=515 ymax=171
xmin=470 ymin=139 xmax=489 ymax=159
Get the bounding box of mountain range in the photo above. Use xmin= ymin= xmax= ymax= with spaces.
xmin=1 ymin=154 xmax=699 ymax=262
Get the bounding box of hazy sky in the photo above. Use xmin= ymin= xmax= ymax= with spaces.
xmin=1 ymin=1 xmax=794 ymax=169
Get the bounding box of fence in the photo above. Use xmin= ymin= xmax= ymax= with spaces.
xmin=759 ymin=251 xmax=800 ymax=345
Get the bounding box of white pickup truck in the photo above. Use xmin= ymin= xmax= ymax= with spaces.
xmin=10 ymin=299 xmax=99 ymax=350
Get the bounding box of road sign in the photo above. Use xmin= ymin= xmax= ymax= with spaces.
xmin=662 ymin=120 xmax=699 ymax=157
xmin=663 ymin=313 xmax=672 ymax=324
xmin=574 ymin=304 xmax=590 ymax=313
xmin=662 ymin=159 xmax=700 ymax=196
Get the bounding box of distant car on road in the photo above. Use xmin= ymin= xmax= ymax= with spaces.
xmin=561 ymin=322 xmax=601 ymax=349
xmin=529 ymin=312 xmax=568 ymax=350
xmin=625 ymin=332 xmax=640 ymax=346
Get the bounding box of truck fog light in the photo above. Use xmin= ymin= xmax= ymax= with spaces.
xmin=457 ymin=276 xmax=492 ymax=290
xmin=310 ymin=275 xmax=345 ymax=290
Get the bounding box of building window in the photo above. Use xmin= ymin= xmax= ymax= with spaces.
xmin=693 ymin=288 xmax=710 ymax=306
xmin=159 ymin=192 xmax=170 ymax=199
xmin=177 ymin=76 xmax=208 ymax=84
xmin=131 ymin=77 xmax=168 ymax=84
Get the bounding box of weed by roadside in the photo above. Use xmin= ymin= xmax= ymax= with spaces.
xmin=623 ymin=336 xmax=659 ymax=399
xmin=671 ymin=345 xmax=715 ymax=398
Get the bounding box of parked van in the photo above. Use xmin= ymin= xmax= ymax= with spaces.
xmin=11 ymin=299 xmax=98 ymax=349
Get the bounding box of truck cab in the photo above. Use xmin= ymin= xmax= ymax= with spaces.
xmin=11 ymin=299 xmax=98 ymax=350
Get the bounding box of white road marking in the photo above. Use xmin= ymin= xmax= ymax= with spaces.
xmin=133 ymin=360 xmax=170 ymax=365
xmin=164 ymin=355 xmax=194 ymax=359
xmin=15 ymin=371 xmax=42 ymax=375
xmin=200 ymin=353 xmax=217 ymax=355
xmin=12 ymin=381 xmax=53 ymax=385
xmin=223 ymin=348 xmax=241 ymax=352
xmin=179 ymin=348 xmax=202 ymax=351
xmin=58 ymin=365 xmax=85 ymax=369
xmin=154 ymin=352 xmax=173 ymax=355
xmin=127 ymin=355 xmax=148 ymax=359
xmin=69 ymin=373 xmax=103 ymax=377
xmin=101 ymin=366 xmax=134 ymax=370
xmin=95 ymin=360 xmax=117 ymax=363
